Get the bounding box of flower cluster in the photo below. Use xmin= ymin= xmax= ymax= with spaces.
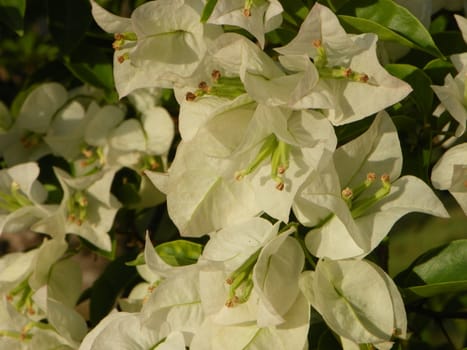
xmin=1 ymin=1 xmax=466 ymax=350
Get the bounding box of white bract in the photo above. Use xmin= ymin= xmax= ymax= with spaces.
xmin=147 ymin=138 xmax=261 ymax=236
xmin=275 ymin=3 xmax=412 ymax=125
xmin=431 ymin=142 xmax=467 ymax=214
xmin=0 ymin=83 xmax=67 ymax=166
xmin=300 ymin=259 xmax=406 ymax=349
xmin=207 ymin=0 xmax=283 ymax=49
xmin=91 ymin=0 xmax=221 ymax=97
xmin=0 ymin=238 xmax=83 ymax=349
xmin=295 ymin=111 xmax=449 ymax=259
xmin=431 ymin=72 xmax=467 ymax=137
xmin=0 ymin=162 xmax=49 ymax=234
xmin=431 ymin=15 xmax=467 ymax=137
xmin=31 ymin=168 xmax=121 ymax=251
xmin=201 ymin=219 xmax=304 ymax=326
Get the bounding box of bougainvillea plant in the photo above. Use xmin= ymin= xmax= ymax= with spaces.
xmin=0 ymin=0 xmax=466 ymax=349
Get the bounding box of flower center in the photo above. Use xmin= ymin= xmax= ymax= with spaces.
xmin=186 ymin=70 xmax=246 ymax=101
xmin=235 ymin=134 xmax=290 ymax=191
xmin=312 ymin=40 xmax=370 ymax=84
xmin=67 ymin=190 xmax=89 ymax=225
xmin=225 ymin=249 xmax=260 ymax=307
xmin=7 ymin=278 xmax=36 ymax=316
xmin=138 ymin=154 xmax=162 ymax=173
xmin=112 ymin=32 xmax=137 ymax=51
xmin=20 ymin=131 xmax=42 ymax=149
xmin=0 ymin=182 xmax=33 ymax=213
xmin=80 ymin=145 xmax=105 ymax=169
xmin=340 ymin=173 xmax=391 ymax=218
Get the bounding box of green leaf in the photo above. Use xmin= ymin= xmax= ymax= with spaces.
xmin=200 ymin=0 xmax=217 ymax=22
xmin=412 ymin=240 xmax=467 ymax=284
xmin=126 ymin=239 xmax=203 ymax=267
xmin=89 ymin=254 xmax=137 ymax=326
xmin=397 ymin=239 xmax=467 ymax=301
xmin=405 ymin=281 xmax=467 ymax=299
xmin=385 ymin=64 xmax=433 ymax=118
xmin=339 ymin=15 xmax=418 ymax=48
xmin=338 ymin=0 xmax=444 ymax=58
xmin=47 ymin=0 xmax=92 ymax=54
xmin=155 ymin=240 xmax=203 ymax=266
xmin=0 ymin=0 xmax=26 ymax=36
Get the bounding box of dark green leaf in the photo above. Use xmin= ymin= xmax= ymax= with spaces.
xmin=339 ymin=15 xmax=418 ymax=48
xmin=338 ymin=0 xmax=444 ymax=58
xmin=47 ymin=0 xmax=92 ymax=54
xmin=90 ymin=254 xmax=137 ymax=326
xmin=280 ymin=0 xmax=309 ymax=25
xmin=200 ymin=0 xmax=217 ymax=23
xmin=405 ymin=281 xmax=467 ymax=300
xmin=411 ymin=240 xmax=467 ymax=284
xmin=0 ymin=0 xmax=25 ymax=35
xmin=397 ymin=240 xmax=467 ymax=301
xmin=385 ymin=64 xmax=433 ymax=118
xmin=155 ymin=240 xmax=203 ymax=266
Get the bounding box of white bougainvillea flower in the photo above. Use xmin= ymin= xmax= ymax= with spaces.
xmin=31 ymin=168 xmax=120 ymax=251
xmin=431 ymin=142 xmax=467 ymax=215
xmin=91 ymin=0 xmax=221 ymax=97
xmin=0 ymin=83 xmax=67 ymax=166
xmin=300 ymin=259 xmax=407 ymax=349
xmin=431 ymin=72 xmax=467 ymax=137
xmin=43 ymin=100 xmax=87 ymax=160
xmin=201 ymin=220 xmax=304 ymax=327
xmin=207 ymin=0 xmax=283 ymax=48
xmin=0 ymin=162 xmax=49 ymax=235
xmin=0 ymin=237 xmax=69 ymax=340
xmin=109 ymin=106 xmax=174 ymax=172
xmin=208 ymin=33 xmax=333 ymax=110
xmin=31 ymin=259 xmax=87 ymax=347
xmin=1 ymin=251 xmax=85 ymax=349
xmin=228 ymin=105 xmax=336 ymax=222
xmin=275 ymin=3 xmax=412 ymax=125
xmin=67 ymin=103 xmax=126 ymax=176
xmin=430 ymin=15 xmax=467 ymax=137
xmin=0 ymin=296 xmax=79 ymax=350
xmin=294 ymin=111 xmax=449 ymax=259
xmin=149 ymin=102 xmax=335 ymax=232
